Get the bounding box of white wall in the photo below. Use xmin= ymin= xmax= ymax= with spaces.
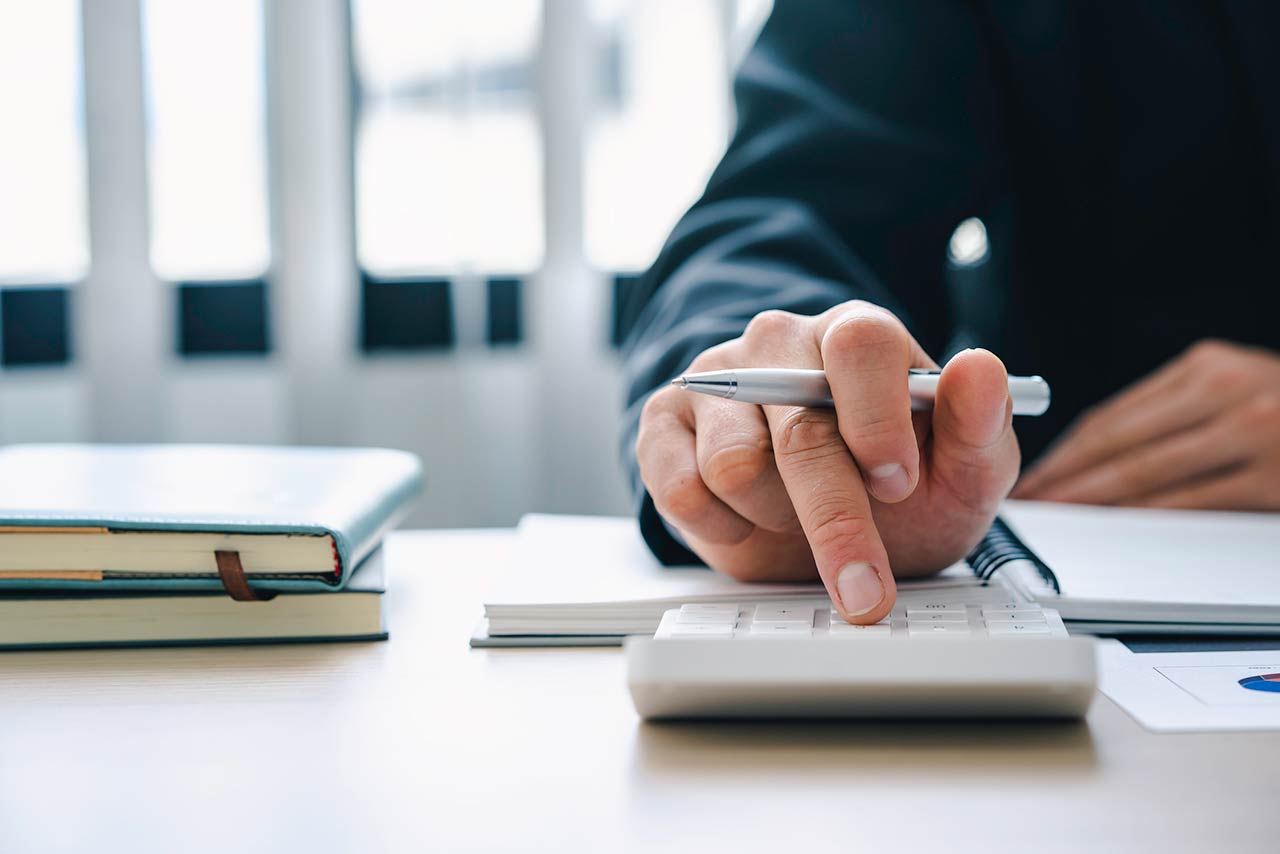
xmin=0 ymin=354 xmax=629 ymax=530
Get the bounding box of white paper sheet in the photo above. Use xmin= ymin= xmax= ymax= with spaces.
xmin=489 ymin=513 xmax=977 ymax=610
xmin=1097 ymin=638 xmax=1280 ymax=732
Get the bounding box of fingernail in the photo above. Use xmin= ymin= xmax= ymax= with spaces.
xmin=836 ymin=562 xmax=885 ymax=617
xmin=868 ymin=462 xmax=911 ymax=502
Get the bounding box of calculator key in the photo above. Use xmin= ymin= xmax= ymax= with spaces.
xmin=903 ymin=603 xmax=967 ymax=617
xmin=827 ymin=623 xmax=891 ymax=638
xmin=668 ymin=623 xmax=735 ymax=638
xmin=904 ymin=610 xmax=969 ymax=623
xmin=907 ymin=623 xmax=972 ymax=637
xmin=749 ymin=622 xmax=812 ymax=638
xmin=829 ymin=610 xmax=889 ymax=626
xmin=986 ymin=622 xmax=1051 ymax=636
xmin=752 ymin=604 xmax=815 ymax=626
xmin=982 ymin=603 xmax=1035 ymax=613
xmin=677 ymin=604 xmax=740 ymax=624
xmin=982 ymin=610 xmax=1047 ymax=623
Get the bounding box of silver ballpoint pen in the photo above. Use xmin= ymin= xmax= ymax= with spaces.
xmin=671 ymin=368 xmax=1051 ymax=416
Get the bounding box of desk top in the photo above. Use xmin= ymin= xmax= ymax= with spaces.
xmin=0 ymin=530 xmax=1276 ymax=854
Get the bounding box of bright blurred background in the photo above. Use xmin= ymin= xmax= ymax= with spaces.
xmin=0 ymin=0 xmax=773 ymax=526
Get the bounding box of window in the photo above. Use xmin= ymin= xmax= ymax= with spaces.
xmin=0 ymin=0 xmax=87 ymax=285
xmin=352 ymin=0 xmax=543 ymax=277
xmin=589 ymin=0 xmax=772 ymax=347
xmin=142 ymin=0 xmax=270 ymax=354
xmin=585 ymin=0 xmax=734 ymax=274
xmin=352 ymin=0 xmax=542 ymax=350
xmin=141 ymin=0 xmax=268 ymax=353
xmin=142 ymin=0 xmax=270 ymax=282
xmin=0 ymin=0 xmax=85 ymax=365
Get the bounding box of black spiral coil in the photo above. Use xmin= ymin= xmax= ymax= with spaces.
xmin=965 ymin=517 xmax=1061 ymax=594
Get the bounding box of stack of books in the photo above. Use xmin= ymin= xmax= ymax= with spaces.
xmin=0 ymin=444 xmax=422 ymax=650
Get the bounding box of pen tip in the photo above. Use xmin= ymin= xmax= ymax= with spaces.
xmin=671 ymin=377 xmax=688 ymax=389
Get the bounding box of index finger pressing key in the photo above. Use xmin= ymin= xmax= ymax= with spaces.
xmin=763 ymin=404 xmax=897 ymax=624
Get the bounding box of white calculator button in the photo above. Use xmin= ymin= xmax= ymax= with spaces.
xmin=676 ymin=604 xmax=740 ymax=624
xmin=904 ymin=603 xmax=967 ymax=616
xmin=986 ymin=622 xmax=1051 ymax=636
xmin=829 ymin=610 xmax=889 ymax=626
xmin=749 ymin=622 xmax=812 ymax=638
xmin=982 ymin=609 xmax=1047 ymax=623
xmin=668 ymin=623 xmax=736 ymax=638
xmin=907 ymin=623 xmax=972 ymax=637
xmin=752 ymin=604 xmax=815 ymax=625
xmin=827 ymin=623 xmax=891 ymax=638
xmin=982 ymin=603 xmax=1034 ymax=613
xmin=904 ymin=610 xmax=969 ymax=623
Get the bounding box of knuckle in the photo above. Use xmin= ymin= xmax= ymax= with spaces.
xmin=687 ymin=343 xmax=732 ymax=373
xmin=1189 ymin=338 xmax=1234 ymax=365
xmin=1246 ymin=392 xmax=1280 ymax=423
xmin=1183 ymin=340 xmax=1256 ymax=388
xmin=822 ymin=307 xmax=906 ymax=361
xmin=653 ymin=473 xmax=713 ymax=525
xmin=744 ymin=309 xmax=800 ymax=341
xmin=640 ymin=387 xmax=679 ymax=423
xmin=636 ymin=398 xmax=682 ymax=459
xmin=843 ymin=410 xmax=906 ymax=446
xmin=839 ymin=417 xmax=913 ymax=471
xmin=1207 ymin=362 xmax=1253 ymax=393
xmin=634 ymin=425 xmax=655 ymax=465
xmin=804 ymin=504 xmax=873 ymax=558
xmin=635 ymin=411 xmax=667 ymax=464
xmin=822 ymin=298 xmax=875 ymax=321
xmin=773 ymin=410 xmax=846 ymax=463
xmin=634 ymin=424 xmax=672 ymax=474
xmin=701 ymin=441 xmax=771 ymax=495
xmin=686 ymin=353 xmax=716 ymax=373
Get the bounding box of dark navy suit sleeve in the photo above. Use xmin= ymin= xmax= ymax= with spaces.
xmin=620 ymin=0 xmax=1006 ymax=563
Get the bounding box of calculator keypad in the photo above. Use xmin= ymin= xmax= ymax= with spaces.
xmin=655 ymin=597 xmax=1070 ymax=641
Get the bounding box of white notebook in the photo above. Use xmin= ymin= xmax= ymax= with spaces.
xmin=476 ymin=503 xmax=1280 ymax=646
xmin=998 ymin=501 xmax=1280 ymax=630
xmin=478 ymin=514 xmax=982 ymax=645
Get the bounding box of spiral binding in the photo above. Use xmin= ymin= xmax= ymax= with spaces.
xmin=965 ymin=516 xmax=1061 ymax=594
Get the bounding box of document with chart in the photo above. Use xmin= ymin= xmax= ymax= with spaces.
xmin=1097 ymin=639 xmax=1280 ymax=732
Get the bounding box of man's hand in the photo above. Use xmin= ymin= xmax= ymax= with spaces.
xmin=635 ymin=301 xmax=1020 ymax=624
xmin=1014 ymin=340 xmax=1280 ymax=510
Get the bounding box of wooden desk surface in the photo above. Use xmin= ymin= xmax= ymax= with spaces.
xmin=0 ymin=530 xmax=1275 ymax=853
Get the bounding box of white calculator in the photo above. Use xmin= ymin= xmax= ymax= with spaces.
xmin=625 ymin=593 xmax=1096 ymax=720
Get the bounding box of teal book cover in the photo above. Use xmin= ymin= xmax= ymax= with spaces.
xmin=0 ymin=444 xmax=423 ymax=593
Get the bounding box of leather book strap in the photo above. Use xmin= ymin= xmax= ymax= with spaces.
xmin=214 ymin=550 xmax=276 ymax=602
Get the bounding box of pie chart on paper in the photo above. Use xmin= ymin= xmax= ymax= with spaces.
xmin=1238 ymin=673 xmax=1280 ymax=694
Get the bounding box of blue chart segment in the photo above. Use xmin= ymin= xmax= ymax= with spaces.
xmin=1238 ymin=673 xmax=1280 ymax=694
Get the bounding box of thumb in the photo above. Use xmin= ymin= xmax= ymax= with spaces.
xmin=928 ymin=349 xmax=1021 ymax=516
